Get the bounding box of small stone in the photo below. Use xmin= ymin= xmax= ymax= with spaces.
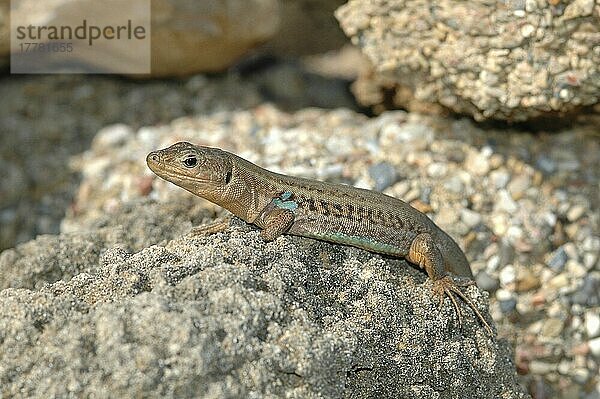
xmin=490 ymin=170 xmax=510 ymax=189
xmin=368 ymin=162 xmax=398 ymax=191
xmin=496 ymin=289 xmax=517 ymax=313
xmin=404 ymin=187 xmax=420 ymax=202
xmin=491 ymin=214 xmax=509 ymax=236
xmin=570 ymin=275 xmax=600 ymax=307
xmin=583 ymin=252 xmax=598 ymax=270
xmin=443 ymin=176 xmax=464 ymax=193
xmin=465 ymin=150 xmax=490 ymax=176
xmin=495 ymin=190 xmax=518 ymax=213
xmin=507 ymin=175 xmax=530 ymax=200
xmin=92 ymin=124 xmax=135 ymax=149
xmin=585 ymin=312 xmax=600 ymax=338
xmin=546 ymin=246 xmax=568 ymax=272
xmin=566 ymin=260 xmax=586 ymax=279
xmin=572 ymin=368 xmax=589 ymax=384
xmin=520 ymin=24 xmax=535 ymax=38
xmin=499 ymin=265 xmax=516 ymax=286
xmin=558 ymin=360 xmax=571 ymax=375
xmin=529 ymin=360 xmax=557 ymax=375
xmin=487 ymin=254 xmax=501 ymax=271
xmin=562 ymin=242 xmax=578 ymax=259
xmin=435 ymin=207 xmax=458 ymax=226
xmin=516 ymin=268 xmax=541 ymax=292
xmin=589 ymin=337 xmax=600 ymax=357
xmin=563 ymin=0 xmax=594 ymax=19
xmin=536 ymin=155 xmax=557 ymax=174
xmin=541 ymin=317 xmax=564 ymax=337
xmin=426 ymin=162 xmax=448 ymax=178
xmin=498 ymin=241 xmax=516 ymax=266
xmin=548 ymin=273 xmax=569 ymax=289
xmin=566 ymin=205 xmax=586 ymax=222
xmin=460 ymin=209 xmax=482 ymax=228
xmin=477 ymin=270 xmax=500 ymax=292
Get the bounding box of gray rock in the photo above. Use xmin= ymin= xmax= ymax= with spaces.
xmin=0 ymin=200 xmax=210 ymax=291
xmin=368 ymin=161 xmax=398 ymax=191
xmin=476 ymin=270 xmax=500 ymax=293
xmin=571 ymin=275 xmax=600 ymax=307
xmin=546 ymin=246 xmax=569 ymax=272
xmin=336 ymin=0 xmax=600 ymax=121
xmin=0 ymin=211 xmax=528 ymax=398
xmin=9 ymin=0 xmax=280 ymax=76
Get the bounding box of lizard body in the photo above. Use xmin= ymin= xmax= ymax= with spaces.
xmin=147 ymin=142 xmax=492 ymax=335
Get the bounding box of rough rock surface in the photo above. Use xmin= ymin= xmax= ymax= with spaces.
xmin=1 ymin=101 xmax=598 ymax=397
xmin=336 ymin=0 xmax=600 ymax=121
xmin=54 ymin=106 xmax=597 ymax=398
xmin=0 ymin=209 xmax=527 ymax=398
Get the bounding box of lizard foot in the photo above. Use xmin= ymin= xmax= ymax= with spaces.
xmin=190 ymin=216 xmax=232 ymax=237
xmin=432 ymin=275 xmax=493 ymax=336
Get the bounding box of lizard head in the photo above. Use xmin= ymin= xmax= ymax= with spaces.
xmin=146 ymin=142 xmax=233 ymax=202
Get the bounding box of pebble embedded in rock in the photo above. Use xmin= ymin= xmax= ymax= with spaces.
xmin=477 ymin=271 xmax=500 ymax=292
xmin=368 ymin=162 xmax=398 ymax=191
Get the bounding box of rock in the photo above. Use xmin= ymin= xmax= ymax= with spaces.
xmin=477 ymin=271 xmax=500 ymax=293
xmin=495 ymin=191 xmax=518 ymax=214
xmin=570 ymin=275 xmax=600 ymax=307
xmin=9 ymin=0 xmax=280 ymax=76
xmin=368 ymin=161 xmax=397 ymax=191
xmin=465 ymin=150 xmax=491 ymax=176
xmin=541 ymin=318 xmax=565 ymax=337
xmin=460 ymin=208 xmax=482 ymax=228
xmin=499 ymin=265 xmax=517 ymax=286
xmin=497 ymin=289 xmax=517 ymax=314
xmin=0 ymin=210 xmax=529 ymax=398
xmin=585 ymin=311 xmax=600 ymax=338
xmin=507 ymin=175 xmax=531 ymax=200
xmin=590 ymin=337 xmax=600 ymax=357
xmin=529 ymin=361 xmax=557 ymax=375
xmin=261 ymin=0 xmax=349 ymax=56
xmin=567 ymin=205 xmax=586 ymax=222
xmin=336 ymin=0 xmax=600 ymax=121
xmin=0 ymin=0 xmax=7 ymax=57
xmin=515 ymin=268 xmax=541 ymax=292
xmin=546 ymin=246 xmax=569 ymax=272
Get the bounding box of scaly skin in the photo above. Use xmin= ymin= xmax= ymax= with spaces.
xmin=147 ymin=142 xmax=493 ymax=335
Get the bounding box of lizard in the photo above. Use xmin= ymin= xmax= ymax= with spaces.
xmin=146 ymin=141 xmax=493 ymax=335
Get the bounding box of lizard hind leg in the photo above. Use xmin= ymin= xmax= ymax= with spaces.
xmin=407 ymin=233 xmax=493 ymax=336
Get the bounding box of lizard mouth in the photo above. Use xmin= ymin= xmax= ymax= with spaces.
xmin=146 ymin=153 xmax=215 ymax=184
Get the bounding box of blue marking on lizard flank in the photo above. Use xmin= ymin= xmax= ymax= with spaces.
xmin=272 ymin=191 xmax=298 ymax=211
xmin=280 ymin=191 xmax=293 ymax=200
xmin=273 ymin=198 xmax=298 ymax=211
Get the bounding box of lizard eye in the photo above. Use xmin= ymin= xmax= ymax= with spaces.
xmin=183 ymin=156 xmax=197 ymax=168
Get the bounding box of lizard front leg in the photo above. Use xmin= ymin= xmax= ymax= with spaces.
xmin=190 ymin=214 xmax=233 ymax=236
xmin=407 ymin=233 xmax=493 ymax=335
xmin=259 ymin=207 xmax=295 ymax=241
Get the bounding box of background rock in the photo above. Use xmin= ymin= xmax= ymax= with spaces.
xmin=7 ymin=0 xmax=280 ymax=75
xmin=336 ymin=0 xmax=600 ymax=121
xmin=261 ymin=0 xmax=348 ymax=56
xmin=0 ymin=0 xmax=8 ymax=59
xmin=150 ymin=0 xmax=280 ymax=76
